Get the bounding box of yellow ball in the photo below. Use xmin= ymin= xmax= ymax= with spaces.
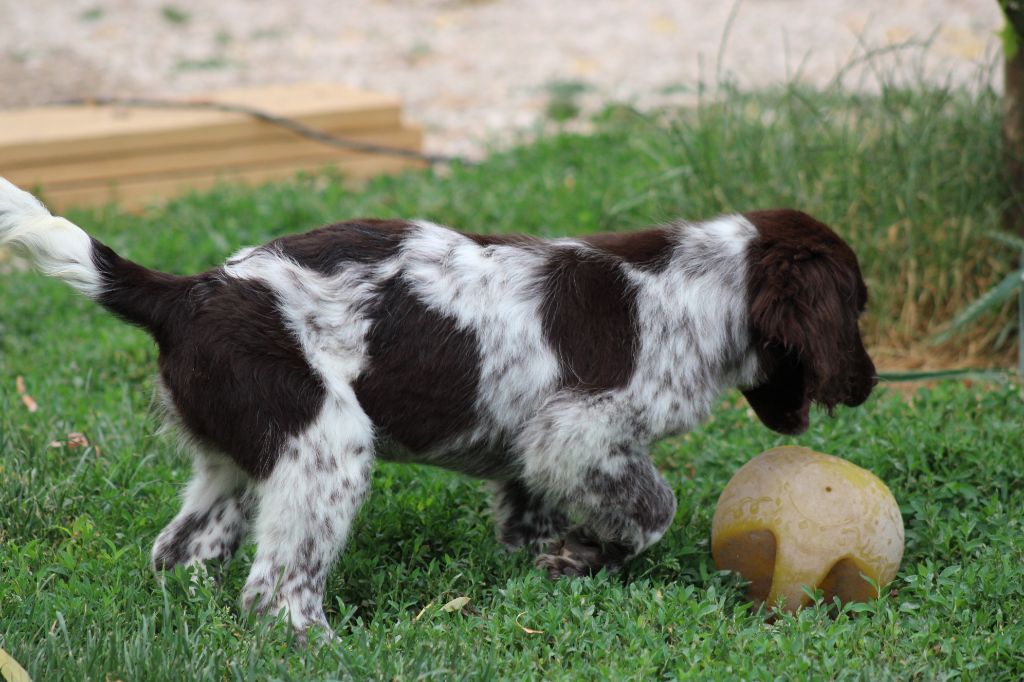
xmin=711 ymin=446 xmax=904 ymax=612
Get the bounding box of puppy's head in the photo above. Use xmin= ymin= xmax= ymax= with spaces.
xmin=740 ymin=209 xmax=877 ymax=435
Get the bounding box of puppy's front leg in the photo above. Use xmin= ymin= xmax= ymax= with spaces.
xmin=241 ymin=402 xmax=374 ymax=643
xmin=490 ymin=479 xmax=569 ymax=550
xmin=518 ymin=406 xmax=677 ymax=577
xmin=533 ymin=454 xmax=677 ymax=578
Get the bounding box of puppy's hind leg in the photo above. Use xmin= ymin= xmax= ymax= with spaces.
xmin=152 ymin=448 xmax=251 ymax=571
xmin=241 ymin=400 xmax=374 ymax=642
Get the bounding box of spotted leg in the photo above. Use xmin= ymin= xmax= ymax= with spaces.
xmin=151 ymin=449 xmax=251 ymax=571
xmin=535 ymin=454 xmax=676 ymax=578
xmin=240 ymin=401 xmax=374 ymax=641
xmin=490 ymin=479 xmax=570 ymax=551
xmin=518 ymin=399 xmax=677 ymax=578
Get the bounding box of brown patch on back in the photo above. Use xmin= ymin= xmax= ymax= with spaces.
xmin=354 ymin=275 xmax=482 ymax=451
xmin=579 ymin=228 xmax=674 ymax=272
xmin=271 ymin=219 xmax=412 ymax=275
xmin=462 ymin=232 xmax=541 ymax=247
xmin=156 ymin=277 xmax=327 ymax=478
xmin=540 ymin=248 xmax=640 ymax=392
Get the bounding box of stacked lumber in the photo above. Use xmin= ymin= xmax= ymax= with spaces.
xmin=0 ymin=83 xmax=425 ymax=212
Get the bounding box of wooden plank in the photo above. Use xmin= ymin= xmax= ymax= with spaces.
xmin=42 ymin=155 xmax=426 ymax=213
xmin=6 ymin=125 xmax=423 ymax=188
xmin=0 ymin=83 xmax=402 ymax=167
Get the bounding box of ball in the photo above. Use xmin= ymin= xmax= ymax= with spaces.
xmin=711 ymin=446 xmax=903 ymax=612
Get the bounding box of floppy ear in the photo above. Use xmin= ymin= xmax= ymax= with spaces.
xmin=741 ymin=342 xmax=810 ymax=435
xmin=741 ymin=226 xmax=855 ymax=434
xmin=741 ymin=251 xmax=821 ymax=435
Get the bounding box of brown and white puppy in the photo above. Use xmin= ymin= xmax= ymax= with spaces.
xmin=0 ymin=178 xmax=876 ymax=640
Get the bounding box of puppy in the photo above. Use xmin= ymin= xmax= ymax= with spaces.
xmin=0 ymin=178 xmax=876 ymax=639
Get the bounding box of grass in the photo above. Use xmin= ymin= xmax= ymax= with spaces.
xmin=601 ymin=84 xmax=1014 ymax=366
xmin=542 ymin=79 xmax=594 ymax=122
xmin=160 ymin=5 xmax=190 ymax=26
xmin=1 ymin=82 xmax=1023 ymax=679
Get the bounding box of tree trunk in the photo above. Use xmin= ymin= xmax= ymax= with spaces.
xmin=1001 ymin=2 xmax=1024 ymax=236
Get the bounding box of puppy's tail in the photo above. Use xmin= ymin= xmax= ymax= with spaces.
xmin=0 ymin=177 xmax=188 ymax=341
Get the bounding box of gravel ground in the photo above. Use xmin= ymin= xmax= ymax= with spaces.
xmin=0 ymin=0 xmax=1003 ymax=157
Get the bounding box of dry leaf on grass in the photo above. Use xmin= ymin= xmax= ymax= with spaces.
xmin=440 ymin=596 xmax=470 ymax=613
xmin=15 ymin=376 xmax=37 ymax=413
xmin=20 ymin=395 xmax=37 ymax=413
xmin=0 ymin=645 xmax=32 ymax=682
xmin=48 ymin=433 xmax=90 ymax=449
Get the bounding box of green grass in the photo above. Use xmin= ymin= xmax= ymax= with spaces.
xmin=160 ymin=5 xmax=190 ymax=26
xmin=2 ymin=83 xmax=1023 ymax=679
xmin=607 ymin=83 xmax=1013 ymax=362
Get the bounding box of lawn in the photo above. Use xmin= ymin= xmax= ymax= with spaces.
xmin=1 ymin=82 xmax=1023 ymax=680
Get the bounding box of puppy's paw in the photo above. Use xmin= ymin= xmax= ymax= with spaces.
xmin=535 ymin=530 xmax=633 ymax=579
xmin=535 ymin=547 xmax=590 ymax=579
xmin=295 ymin=622 xmax=340 ymax=650
xmin=241 ymin=579 xmax=337 ymax=647
xmin=534 ymin=534 xmax=604 ymax=579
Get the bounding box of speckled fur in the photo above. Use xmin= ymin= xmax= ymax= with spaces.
xmin=0 ymin=177 xmax=877 ymax=641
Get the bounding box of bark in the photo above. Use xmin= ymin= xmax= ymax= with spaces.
xmin=1001 ymin=2 xmax=1024 ymax=236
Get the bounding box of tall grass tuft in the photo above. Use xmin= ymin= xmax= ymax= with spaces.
xmin=590 ymin=77 xmax=1012 ymax=368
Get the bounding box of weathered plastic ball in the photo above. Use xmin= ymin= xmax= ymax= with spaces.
xmin=711 ymin=446 xmax=903 ymax=612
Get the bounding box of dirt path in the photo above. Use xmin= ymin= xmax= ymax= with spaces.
xmin=0 ymin=0 xmax=1002 ymax=156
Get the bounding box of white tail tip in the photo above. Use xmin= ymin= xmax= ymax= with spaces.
xmin=0 ymin=177 xmax=51 ymax=234
xmin=0 ymin=177 xmax=103 ymax=299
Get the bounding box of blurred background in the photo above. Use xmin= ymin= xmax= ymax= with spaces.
xmin=0 ymin=0 xmax=1002 ymax=157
